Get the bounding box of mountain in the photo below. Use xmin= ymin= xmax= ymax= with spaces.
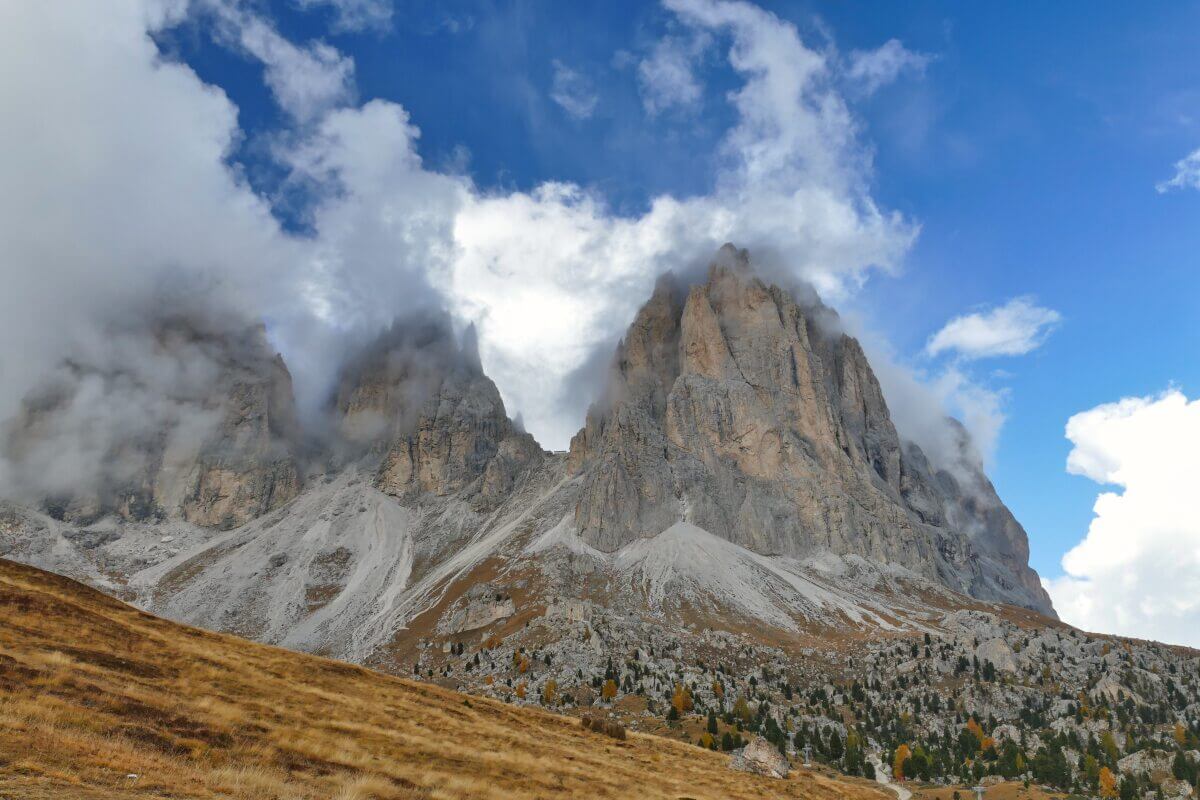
xmin=331 ymin=313 xmax=543 ymax=508
xmin=5 ymin=247 xmax=1198 ymax=798
xmin=567 ymin=245 xmax=1050 ymax=615
xmin=0 ymin=557 xmax=888 ymax=800
xmin=0 ymin=246 xmax=1050 ymax=653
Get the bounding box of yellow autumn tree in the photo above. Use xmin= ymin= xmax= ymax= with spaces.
xmin=601 ymin=679 xmax=618 ymax=701
xmin=518 ymin=655 xmax=530 ymax=674
xmin=732 ymin=696 xmax=752 ymax=723
xmin=1098 ymin=766 xmax=1118 ymax=798
xmin=699 ymin=732 xmax=714 ymax=750
xmin=515 ymin=682 xmax=526 ymax=700
xmin=671 ymin=683 xmax=694 ymax=715
xmin=712 ymin=681 xmax=724 ymax=699
xmin=542 ymin=679 xmax=557 ymax=704
xmin=1175 ymin=722 xmax=1188 ymax=746
xmin=893 ymin=744 xmax=911 ymax=780
xmin=965 ymin=718 xmax=986 ymax=752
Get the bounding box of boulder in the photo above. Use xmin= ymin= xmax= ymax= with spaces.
xmin=729 ymin=736 xmax=790 ymax=779
xmin=976 ymin=638 xmax=1019 ymax=673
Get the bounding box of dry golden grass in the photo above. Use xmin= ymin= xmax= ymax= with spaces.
xmin=911 ymin=781 xmax=1069 ymax=800
xmin=0 ymin=559 xmax=888 ymax=799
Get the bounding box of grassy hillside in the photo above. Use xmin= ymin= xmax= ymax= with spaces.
xmin=0 ymin=559 xmax=887 ymax=800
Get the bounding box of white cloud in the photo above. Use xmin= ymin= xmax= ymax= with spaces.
xmin=926 ymin=297 xmax=1061 ymax=359
xmin=295 ymin=0 xmax=392 ymax=33
xmin=549 ymin=60 xmax=598 ymax=120
xmin=1045 ymin=390 xmax=1200 ymax=647
xmin=846 ymin=39 xmax=931 ymax=95
xmin=859 ymin=333 xmax=1003 ymax=474
xmin=205 ymin=0 xmax=356 ymax=122
xmin=637 ymin=32 xmax=709 ymax=114
xmin=1156 ymin=148 xmax=1200 ymax=193
xmin=0 ymin=0 xmax=303 ymax=430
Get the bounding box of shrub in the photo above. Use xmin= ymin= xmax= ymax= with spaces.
xmin=580 ymin=714 xmax=626 ymax=741
xmin=604 ymin=721 xmax=627 ymax=741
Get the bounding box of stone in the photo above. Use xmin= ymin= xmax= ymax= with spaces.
xmin=1117 ymin=749 xmax=1174 ymax=781
xmin=1163 ymin=779 xmax=1195 ymax=798
xmin=437 ymin=583 xmax=516 ymax=635
xmin=60 ymin=528 xmax=121 ymax=550
xmin=976 ymin=638 xmax=1019 ymax=673
xmin=729 ymin=736 xmax=790 ymax=779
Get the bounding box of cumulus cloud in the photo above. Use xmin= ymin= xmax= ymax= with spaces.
xmin=549 ymin=60 xmax=599 ymax=120
xmin=296 ymin=0 xmax=393 ymax=33
xmin=637 ymin=32 xmax=710 ymax=114
xmin=846 ymin=39 xmax=931 ymax=95
xmin=1156 ymin=148 xmax=1200 ymax=193
xmin=1045 ymin=390 xmax=1200 ymax=647
xmin=926 ymin=297 xmax=1061 ymax=359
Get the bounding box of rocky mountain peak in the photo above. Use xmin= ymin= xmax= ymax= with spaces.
xmin=569 ymin=246 xmax=1053 ymax=615
xmin=332 ymin=312 xmax=543 ymax=507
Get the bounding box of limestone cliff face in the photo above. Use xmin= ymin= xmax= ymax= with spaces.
xmin=569 ymin=245 xmax=1053 ymax=615
xmin=332 ymin=316 xmax=542 ymax=509
xmin=176 ymin=350 xmax=303 ymax=529
xmin=2 ymin=317 xmax=303 ymax=529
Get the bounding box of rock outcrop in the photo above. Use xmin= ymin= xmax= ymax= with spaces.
xmin=730 ymin=736 xmax=790 ymax=779
xmin=332 ymin=314 xmax=543 ymax=509
xmin=568 ymin=245 xmax=1053 ymax=615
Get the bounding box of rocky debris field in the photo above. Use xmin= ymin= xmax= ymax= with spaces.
xmin=411 ymin=599 xmax=1200 ymax=799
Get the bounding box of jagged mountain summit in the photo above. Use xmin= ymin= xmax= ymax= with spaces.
xmin=569 ymin=245 xmax=1050 ymax=615
xmin=1 ymin=245 xmax=1051 ymax=668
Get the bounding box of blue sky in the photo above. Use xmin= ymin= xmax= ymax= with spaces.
xmin=5 ymin=0 xmax=1200 ymax=643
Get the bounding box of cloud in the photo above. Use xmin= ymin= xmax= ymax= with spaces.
xmin=0 ymin=0 xmax=305 ymax=432
xmin=549 ymin=60 xmax=598 ymax=119
xmin=1156 ymin=148 xmax=1200 ymax=193
xmin=295 ymin=0 xmax=393 ymax=33
xmin=204 ymin=0 xmax=356 ymax=122
xmin=637 ymin=32 xmax=709 ymax=114
xmin=1044 ymin=389 xmax=1200 ymax=647
xmin=926 ymin=297 xmax=1061 ymax=359
xmin=858 ymin=333 xmax=1003 ymax=473
xmin=846 ymin=39 xmax=932 ymax=95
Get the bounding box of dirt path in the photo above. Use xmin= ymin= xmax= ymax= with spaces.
xmin=868 ymin=755 xmax=913 ymax=800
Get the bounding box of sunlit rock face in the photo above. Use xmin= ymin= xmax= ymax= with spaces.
xmin=568 ymin=245 xmax=1052 ymax=615
xmin=331 ymin=314 xmax=543 ymax=510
